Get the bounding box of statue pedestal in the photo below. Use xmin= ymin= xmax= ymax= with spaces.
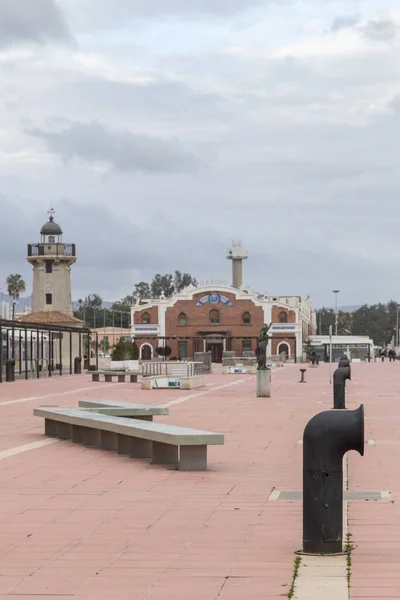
xmin=257 ymin=368 xmax=271 ymax=398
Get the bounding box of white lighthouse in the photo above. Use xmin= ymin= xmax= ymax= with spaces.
xmin=27 ymin=210 xmax=77 ymax=316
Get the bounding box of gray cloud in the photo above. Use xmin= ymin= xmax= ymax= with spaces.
xmin=66 ymin=0 xmax=269 ymax=26
xmin=3 ymin=0 xmax=400 ymax=310
xmin=26 ymin=120 xmax=203 ymax=174
xmin=330 ymin=14 xmax=360 ymax=32
xmin=0 ymin=0 xmax=73 ymax=47
xmin=362 ymin=18 xmax=397 ymax=41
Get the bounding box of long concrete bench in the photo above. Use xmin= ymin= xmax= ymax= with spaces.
xmin=91 ymin=371 xmax=140 ymax=383
xmin=33 ymin=407 xmax=224 ymax=471
xmin=78 ymin=400 xmax=168 ymax=421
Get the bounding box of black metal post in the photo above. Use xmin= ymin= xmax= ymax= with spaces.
xmin=59 ymin=332 xmax=62 ymax=376
xmin=18 ymin=330 xmax=22 ymax=375
xmin=11 ymin=326 xmax=15 ymax=360
xmin=36 ymin=328 xmax=40 ymax=379
xmin=302 ymin=405 xmax=364 ymax=554
xmin=95 ymin=332 xmax=99 ymax=371
xmin=5 ymin=359 xmax=15 ymax=382
xmin=333 ymin=366 xmax=351 ymax=410
xmin=49 ymin=331 xmax=52 ymax=377
xmin=24 ymin=327 xmax=28 ymax=380
xmin=30 ymin=329 xmax=33 ymax=379
xmin=69 ymin=331 xmax=72 ymax=375
xmin=338 ymin=356 xmax=350 ymax=369
xmin=299 ymin=368 xmax=306 ymax=383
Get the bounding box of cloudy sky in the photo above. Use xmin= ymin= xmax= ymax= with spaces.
xmin=1 ymin=0 xmax=400 ymax=308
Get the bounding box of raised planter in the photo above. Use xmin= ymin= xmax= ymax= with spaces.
xmin=141 ymin=375 xmax=205 ymax=390
xmin=222 ymin=365 xmax=257 ymax=374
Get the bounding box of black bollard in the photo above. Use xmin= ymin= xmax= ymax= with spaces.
xmin=5 ymin=359 xmax=15 ymax=382
xmin=299 ymin=368 xmax=306 ymax=383
xmin=338 ymin=356 xmax=350 ymax=369
xmin=74 ymin=356 xmax=82 ymax=375
xmin=333 ymin=366 xmax=351 ymax=409
xmin=302 ymin=405 xmax=364 ymax=554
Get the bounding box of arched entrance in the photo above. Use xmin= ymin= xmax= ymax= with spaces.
xmin=140 ymin=343 xmax=153 ymax=361
xmin=277 ymin=342 xmax=290 ymax=360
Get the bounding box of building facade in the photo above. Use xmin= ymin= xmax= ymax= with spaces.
xmin=131 ymin=284 xmax=316 ymax=362
xmin=91 ymin=327 xmax=131 ymax=353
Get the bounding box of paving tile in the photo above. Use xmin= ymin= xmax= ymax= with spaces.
xmin=0 ymin=365 xmax=398 ymax=599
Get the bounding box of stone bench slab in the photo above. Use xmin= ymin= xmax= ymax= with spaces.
xmin=33 ymin=407 xmax=224 ymax=471
xmin=91 ymin=371 xmax=140 ymax=383
xmin=78 ymin=400 xmax=168 ymax=418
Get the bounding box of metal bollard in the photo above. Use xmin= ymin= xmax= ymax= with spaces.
xmin=333 ymin=366 xmax=351 ymax=409
xmin=74 ymin=356 xmax=82 ymax=375
xmin=299 ymin=368 xmax=306 ymax=383
xmin=5 ymin=359 xmax=15 ymax=382
xmin=338 ymin=356 xmax=350 ymax=369
xmin=302 ymin=405 xmax=364 ymax=554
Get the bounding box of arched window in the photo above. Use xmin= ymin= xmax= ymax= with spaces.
xmin=242 ymin=312 xmax=251 ymax=324
xmin=209 ymin=309 xmax=220 ymax=325
xmin=178 ymin=312 xmax=187 ymax=326
xmin=279 ymin=311 xmax=288 ymax=323
xmin=142 ymin=312 xmax=151 ymax=324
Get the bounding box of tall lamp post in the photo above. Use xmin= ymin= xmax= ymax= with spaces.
xmin=396 ymin=304 xmax=399 ymax=350
xmin=333 ymin=290 xmax=340 ymax=336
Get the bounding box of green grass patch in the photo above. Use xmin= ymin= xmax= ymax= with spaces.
xmin=344 ymin=531 xmax=354 ymax=587
xmin=282 ymin=556 xmax=302 ymax=598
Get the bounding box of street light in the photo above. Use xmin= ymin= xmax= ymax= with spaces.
xmin=333 ymin=290 xmax=340 ymax=337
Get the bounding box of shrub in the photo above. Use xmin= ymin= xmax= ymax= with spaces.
xmin=111 ymin=339 xmax=139 ymax=361
xmin=156 ymin=345 xmax=172 ymax=357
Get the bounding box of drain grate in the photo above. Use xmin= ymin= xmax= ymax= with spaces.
xmin=271 ymin=490 xmax=390 ymax=501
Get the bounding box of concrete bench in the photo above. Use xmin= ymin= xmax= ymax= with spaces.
xmin=78 ymin=400 xmax=168 ymax=421
xmin=34 ymin=407 xmax=224 ymax=471
xmin=91 ymin=371 xmax=140 ymax=383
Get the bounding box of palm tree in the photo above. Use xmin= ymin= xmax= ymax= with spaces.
xmin=6 ymin=274 xmax=26 ymax=320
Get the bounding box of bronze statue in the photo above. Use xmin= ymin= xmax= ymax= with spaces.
xmin=256 ymin=322 xmax=272 ymax=370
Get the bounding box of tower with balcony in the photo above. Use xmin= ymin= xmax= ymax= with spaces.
xmin=27 ymin=210 xmax=76 ymax=316
xmin=227 ymin=242 xmax=248 ymax=288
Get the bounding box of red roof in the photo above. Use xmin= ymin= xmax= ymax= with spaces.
xmin=18 ymin=311 xmax=84 ymax=325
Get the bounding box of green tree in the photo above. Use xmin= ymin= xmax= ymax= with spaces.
xmin=111 ymin=338 xmax=139 ymax=361
xmin=151 ymin=273 xmax=175 ymax=298
xmin=316 ymin=308 xmax=353 ymax=335
xmin=83 ymin=293 xmax=103 ymax=308
xmin=6 ymin=274 xmax=26 ymax=319
xmin=133 ymin=282 xmax=151 ymax=302
xmin=315 ymin=308 xmax=335 ymax=334
xmin=352 ymin=303 xmax=392 ymax=346
xmin=173 ymin=271 xmax=197 ymax=293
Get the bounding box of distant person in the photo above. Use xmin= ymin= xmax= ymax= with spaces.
xmin=380 ymin=350 xmax=386 ymax=362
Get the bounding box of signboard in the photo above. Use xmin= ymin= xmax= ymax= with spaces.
xmin=271 ymin=325 xmax=296 ymax=331
xmin=133 ymin=325 xmax=159 ymax=332
xmin=168 ymin=379 xmax=180 ymax=388
xmin=151 ymin=378 xmax=181 ymax=389
xmin=198 ymin=279 xmax=229 ymax=287
xmin=196 ymin=294 xmax=233 ymax=308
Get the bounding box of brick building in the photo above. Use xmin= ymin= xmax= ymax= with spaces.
xmin=131 ymin=284 xmax=316 ymax=363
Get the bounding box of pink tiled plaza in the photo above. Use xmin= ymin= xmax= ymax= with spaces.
xmin=0 ymin=363 xmax=397 ymax=599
